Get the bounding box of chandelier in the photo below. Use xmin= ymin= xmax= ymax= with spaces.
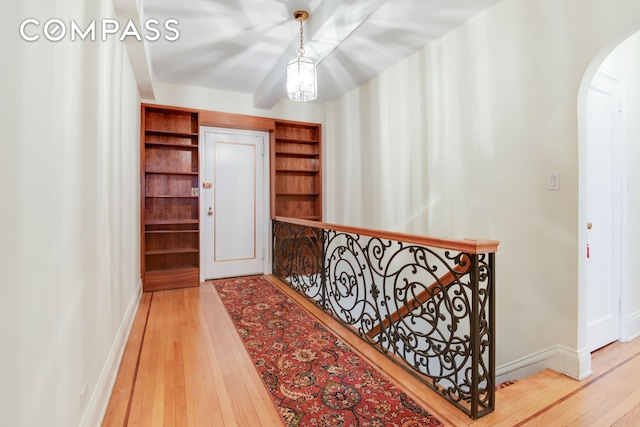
xmin=287 ymin=10 xmax=317 ymax=102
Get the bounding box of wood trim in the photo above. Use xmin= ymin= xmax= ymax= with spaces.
xmin=274 ymin=118 xmax=323 ymax=128
xmin=141 ymin=103 xmax=200 ymax=114
xmin=317 ymin=125 xmax=323 ymax=222
xmin=270 ymin=131 xmax=277 ymax=218
xmin=274 ymin=216 xmax=500 ymax=254
xmin=143 ymin=269 xmax=199 ymax=292
xmin=199 ymin=110 xmax=276 ymax=131
xmin=139 ymin=104 xmax=147 ymax=285
xmin=101 ymin=292 xmax=152 ymax=427
xmin=143 ymin=104 xmax=321 ymax=133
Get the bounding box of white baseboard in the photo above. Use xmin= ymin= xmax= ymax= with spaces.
xmin=623 ymin=310 xmax=640 ymax=342
xmin=80 ymin=279 xmax=142 ymax=427
xmin=551 ymin=345 xmax=592 ymax=380
xmin=495 ymin=344 xmax=592 ymax=384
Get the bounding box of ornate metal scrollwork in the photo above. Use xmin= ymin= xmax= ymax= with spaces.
xmin=272 ymin=219 xmax=495 ymax=419
xmin=272 ymin=220 xmax=324 ymax=305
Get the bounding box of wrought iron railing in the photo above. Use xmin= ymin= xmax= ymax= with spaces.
xmin=272 ymin=217 xmax=499 ymax=419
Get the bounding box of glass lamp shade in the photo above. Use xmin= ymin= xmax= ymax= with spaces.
xmin=287 ymin=55 xmax=317 ymax=102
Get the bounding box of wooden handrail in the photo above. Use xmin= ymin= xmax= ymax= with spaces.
xmin=365 ymin=255 xmax=471 ymax=339
xmin=274 ymin=216 xmax=499 ymax=254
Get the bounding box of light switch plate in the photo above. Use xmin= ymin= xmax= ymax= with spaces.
xmin=548 ymin=172 xmax=560 ymax=191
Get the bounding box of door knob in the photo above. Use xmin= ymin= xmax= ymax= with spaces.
xmin=208 ymin=207 xmax=213 ymax=216
xmin=587 ymin=222 xmax=592 ymax=230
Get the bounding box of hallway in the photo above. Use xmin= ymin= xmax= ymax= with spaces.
xmin=102 ymin=278 xmax=640 ymax=426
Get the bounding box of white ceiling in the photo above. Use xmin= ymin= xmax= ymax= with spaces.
xmin=143 ymin=0 xmax=502 ymax=108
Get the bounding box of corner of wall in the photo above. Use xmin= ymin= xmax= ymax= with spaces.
xmin=623 ymin=311 xmax=640 ymax=342
xmin=495 ymin=345 xmax=592 ymax=384
xmin=80 ymin=278 xmax=143 ymax=427
xmin=552 ymin=345 xmax=592 ymax=380
xmin=113 ymin=0 xmax=155 ymax=99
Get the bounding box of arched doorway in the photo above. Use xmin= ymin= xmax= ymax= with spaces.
xmin=578 ymin=28 xmax=640 ymax=377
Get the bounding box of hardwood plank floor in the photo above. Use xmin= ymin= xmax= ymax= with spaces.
xmin=103 ymin=282 xmax=283 ymax=427
xmin=102 ymin=277 xmax=640 ymax=426
xmin=468 ymin=338 xmax=640 ymax=427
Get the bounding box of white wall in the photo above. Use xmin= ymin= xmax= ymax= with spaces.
xmin=599 ymin=33 xmax=640 ymax=340
xmin=1 ymin=0 xmax=141 ymax=426
xmin=324 ymin=0 xmax=640 ymax=379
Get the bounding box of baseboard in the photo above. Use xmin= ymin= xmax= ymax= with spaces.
xmin=623 ymin=310 xmax=640 ymax=342
xmin=551 ymin=345 xmax=592 ymax=380
xmin=80 ymin=278 xmax=142 ymax=427
xmin=495 ymin=344 xmax=592 ymax=384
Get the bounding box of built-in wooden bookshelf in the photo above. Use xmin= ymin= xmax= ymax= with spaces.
xmin=139 ymin=107 xmax=321 ymax=291
xmin=141 ymin=105 xmax=200 ymax=291
xmin=273 ymin=121 xmax=322 ymax=221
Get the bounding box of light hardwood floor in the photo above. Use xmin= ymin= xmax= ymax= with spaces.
xmin=102 ymin=277 xmax=640 ymax=426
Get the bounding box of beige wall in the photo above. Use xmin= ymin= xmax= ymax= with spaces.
xmin=324 ymin=0 xmax=640 ymax=378
xmin=1 ymin=0 xmax=141 ymax=426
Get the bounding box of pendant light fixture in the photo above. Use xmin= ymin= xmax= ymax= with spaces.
xmin=287 ymin=10 xmax=317 ymax=102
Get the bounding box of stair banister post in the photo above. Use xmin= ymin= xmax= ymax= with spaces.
xmin=470 ymin=253 xmax=480 ymax=419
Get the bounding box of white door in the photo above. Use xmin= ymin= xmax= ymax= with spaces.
xmin=586 ymin=71 xmax=622 ymax=352
xmin=200 ymin=128 xmax=268 ymax=280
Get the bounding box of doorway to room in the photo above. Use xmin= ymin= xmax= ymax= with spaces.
xmin=579 ymin=29 xmax=640 ymax=363
xmin=584 ymin=70 xmax=623 ymax=352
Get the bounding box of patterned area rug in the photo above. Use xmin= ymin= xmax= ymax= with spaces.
xmin=213 ymin=276 xmax=443 ymax=427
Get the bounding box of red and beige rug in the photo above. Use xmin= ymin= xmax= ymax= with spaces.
xmin=212 ymin=276 xmax=443 ymax=427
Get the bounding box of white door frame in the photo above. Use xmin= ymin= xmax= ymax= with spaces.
xmin=584 ymin=70 xmax=625 ymax=351
xmin=578 ymin=67 xmax=628 ymax=378
xmin=198 ymin=127 xmax=272 ymax=282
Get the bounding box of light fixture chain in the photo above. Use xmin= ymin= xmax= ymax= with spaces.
xmin=299 ymin=20 xmax=305 ymax=56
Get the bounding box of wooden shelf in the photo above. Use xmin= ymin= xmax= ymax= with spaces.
xmin=272 ymin=121 xmax=322 ymax=221
xmin=145 ymin=219 xmax=199 ymax=225
xmin=145 ymin=248 xmax=199 ymax=255
xmin=145 ymin=266 xmax=199 ymax=274
xmin=145 ymin=129 xmax=198 ymax=137
xmin=275 ymin=138 xmax=319 ymax=144
xmin=145 ymin=229 xmax=199 ymax=234
xmin=275 ymin=152 xmax=320 ymax=158
xmin=141 ymin=104 xmax=200 ymax=292
xmin=275 ymin=168 xmax=318 ymax=173
xmin=145 ymin=171 xmax=199 ymax=175
xmin=145 ymin=141 xmax=198 ymax=149
xmin=145 ymin=195 xmax=199 ymax=199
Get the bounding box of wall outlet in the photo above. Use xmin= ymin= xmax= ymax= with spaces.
xmin=80 ymin=380 xmax=88 ymax=410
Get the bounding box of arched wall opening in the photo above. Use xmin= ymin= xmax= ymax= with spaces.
xmin=577 ymin=25 xmax=640 ymax=379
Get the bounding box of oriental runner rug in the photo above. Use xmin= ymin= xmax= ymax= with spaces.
xmin=212 ymin=276 xmax=443 ymax=427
